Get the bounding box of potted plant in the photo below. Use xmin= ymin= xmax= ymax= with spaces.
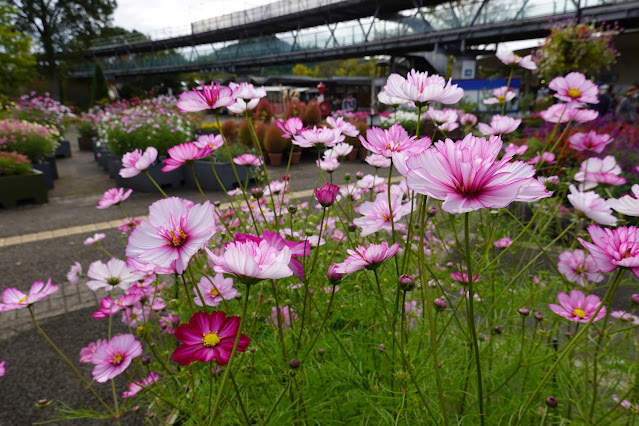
xmin=263 ymin=123 xmax=288 ymax=166
xmin=76 ymin=114 xmax=99 ymax=151
xmin=185 ymin=143 xmax=255 ymax=191
xmin=0 ymin=151 xmax=48 ymax=208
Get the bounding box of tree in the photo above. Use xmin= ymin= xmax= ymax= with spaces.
xmin=0 ymin=4 xmax=36 ymax=96
xmin=7 ymin=0 xmax=117 ymax=99
xmin=90 ymin=63 xmax=108 ymax=106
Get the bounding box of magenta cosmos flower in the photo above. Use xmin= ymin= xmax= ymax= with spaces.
xmin=334 ymin=242 xmax=400 ymax=274
xmin=91 ymin=334 xmax=143 ymax=383
xmin=177 ymin=82 xmax=236 ymax=112
xmin=450 ymin=272 xmax=481 ymax=284
xmin=162 ymin=142 xmax=212 ymax=172
xmin=126 ymin=197 xmax=217 ymax=275
xmin=557 ymin=249 xmax=603 ymax=287
xmin=567 ymin=185 xmax=617 ymax=226
xmin=383 ymin=69 xmax=464 ymax=106
xmin=353 ymin=186 xmax=412 ymax=237
xmin=172 ymin=311 xmax=250 ymax=366
xmin=193 ymin=274 xmax=238 ymax=307
xmin=97 ymin=188 xmax=132 ymax=209
xmin=120 ymin=147 xmax=158 ymax=178
xmin=315 ymin=183 xmax=340 ymax=207
xmin=1 ymin=279 xmax=59 ymax=311
xmin=122 ymin=371 xmax=160 ymax=398
xmin=568 ymin=131 xmax=612 ymax=153
xmin=549 ymin=72 xmax=599 ymax=104
xmin=406 ymin=134 xmax=551 ymax=214
xmin=195 ymin=134 xmax=224 ymax=151
xmin=607 ymin=185 xmax=639 ymax=217
xmin=276 ymin=117 xmax=304 ymax=138
xmin=549 ymin=290 xmax=606 ymax=323
xmin=233 ymin=154 xmax=263 ymax=167
xmin=496 ymin=50 xmax=537 ymax=70
xmin=292 ymin=126 xmax=344 ymax=148
xmin=477 ymin=115 xmax=521 ymax=136
xmin=483 ymin=87 xmax=516 ymax=105
xmin=578 ymin=225 xmax=639 ymax=278
xmin=359 ymin=123 xmax=430 ymax=175
xmin=493 ymin=237 xmax=513 ymax=248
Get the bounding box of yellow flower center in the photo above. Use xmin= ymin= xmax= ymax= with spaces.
xmin=137 ymin=325 xmax=145 ymax=334
xmin=497 ymin=95 xmax=505 ymax=101
xmin=130 ymin=313 xmax=137 ymax=319
xmin=168 ymin=229 xmax=188 ymax=247
xmin=573 ymin=308 xmax=585 ymax=319
xmin=18 ymin=296 xmax=27 ymax=304
xmin=210 ymin=288 xmax=219 ymax=297
xmin=568 ymin=88 xmax=581 ymax=99
xmin=202 ymin=332 xmax=221 ymax=348
xmin=111 ymin=353 xmax=124 ymax=365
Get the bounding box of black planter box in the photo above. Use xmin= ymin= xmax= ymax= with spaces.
xmin=0 ymin=170 xmax=48 ymax=208
xmin=115 ymin=162 xmax=184 ymax=193
xmin=99 ymin=152 xmax=118 ymax=171
xmin=33 ymin=159 xmax=56 ymax=189
xmin=108 ymin=158 xmax=122 ymax=179
xmin=78 ymin=136 xmax=94 ymax=151
xmin=184 ymin=160 xmax=252 ymax=191
xmin=55 ymin=140 xmax=72 ymax=158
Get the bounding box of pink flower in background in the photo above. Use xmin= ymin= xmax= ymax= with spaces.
xmin=451 ymin=272 xmax=481 ymax=284
xmin=267 ymin=306 xmax=297 ymax=329
xmin=504 ymin=143 xmax=528 ymax=157
xmin=87 ymin=258 xmax=142 ymax=292
xmin=127 ymin=198 xmax=216 ymax=275
xmin=162 ymin=142 xmax=212 ymax=172
xmin=383 ymin=69 xmax=464 ymax=106
xmin=567 ymin=185 xmax=617 ymax=226
xmin=324 ymin=142 xmax=353 ymax=158
xmin=377 ymin=89 xmax=408 ymax=106
xmin=80 ymin=339 xmax=108 ymax=363
xmin=292 ymin=126 xmax=344 ymax=148
xmin=119 ymin=147 xmax=158 ymax=178
xmin=235 ymin=230 xmax=310 ymax=280
xmin=528 ymin=152 xmax=556 ymax=166
xmin=549 ymin=72 xmax=599 ymax=104
xmin=230 ymin=82 xmax=266 ymax=102
xmin=160 ymin=312 xmax=180 ymax=334
xmin=460 ymin=113 xmax=478 ymax=127
xmin=568 ymin=131 xmax=613 ymax=153
xmin=195 ymin=134 xmax=224 ymax=151
xmin=477 ymin=115 xmax=521 ymax=135
xmin=607 ymin=184 xmax=639 ymax=217
xmin=326 ymin=116 xmax=359 ymax=137
xmin=353 ymin=186 xmax=412 ymax=237
xmin=357 ymin=174 xmax=385 ymax=189
xmin=404 ymin=300 xmax=422 ymax=329
xmin=276 ymin=117 xmax=303 ymax=138
xmin=483 ymin=86 xmax=516 ymax=104
xmin=315 ymin=183 xmax=340 ymax=207
xmin=233 ymin=154 xmax=263 ymax=167
xmin=557 ymin=249 xmax=603 ymax=287
xmin=83 ymin=233 xmax=105 ymax=245
xmin=359 ymin=123 xmax=430 ymax=175
xmin=122 ymin=371 xmax=160 ymax=398
xmin=366 ymin=154 xmax=392 ymax=168
xmin=92 ymin=296 xmax=124 ymax=319
xmin=496 ymin=50 xmax=537 ymax=70
xmin=91 ymin=334 xmax=142 ymax=383
xmin=426 ymin=108 xmax=458 ymax=125
xmin=193 ymin=274 xmax=238 ymax=307
xmin=540 ymin=103 xmax=598 ymax=123
xmin=317 ymin=157 xmax=340 ymax=172
xmin=1 ymin=279 xmax=59 ymax=311
xmin=67 ymin=262 xmax=82 ymax=285
xmin=121 ymin=304 xmax=152 ymax=328
xmin=177 ymin=82 xmax=236 ymax=112
xmin=172 ymin=311 xmax=250 ymax=366
xmin=97 ymin=188 xmax=132 ymax=209
xmin=406 ymin=134 xmax=551 ymax=214
xmin=0 ymin=360 xmax=5 ymax=376
xmin=118 ymin=217 xmax=142 ymax=233
xmin=549 ymin=290 xmax=605 ymax=323
xmin=437 ymin=121 xmax=459 ymax=132
xmin=494 ymin=237 xmax=512 ymax=248
xmin=574 ymin=156 xmax=626 ymax=191
xmin=334 ymin=242 xmax=399 ymax=274
xmin=578 ymin=225 xmax=639 ymax=278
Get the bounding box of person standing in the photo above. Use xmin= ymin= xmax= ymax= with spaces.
xmin=342 ymin=93 xmax=358 ymax=112
xmin=616 ymin=83 xmax=639 ymax=124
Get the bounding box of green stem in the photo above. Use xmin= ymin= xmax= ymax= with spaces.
xmin=301 ymin=285 xmax=336 ymax=362
xmin=144 ymin=170 xmax=168 ymax=197
xmin=191 ymin=164 xmax=208 ymax=201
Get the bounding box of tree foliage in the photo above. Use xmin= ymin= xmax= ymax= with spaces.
xmin=292 ymin=58 xmax=378 ymax=78
xmin=0 ymin=4 xmax=36 ymax=96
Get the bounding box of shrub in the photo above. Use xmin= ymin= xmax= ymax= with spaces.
xmin=346 ymin=120 xmax=368 ymax=148
xmin=237 ymin=121 xmax=252 ymax=148
xmin=0 ymin=151 xmax=32 ymax=176
xmin=0 ymin=119 xmax=59 ymax=160
xmin=303 ymin=100 xmax=322 ymax=127
xmin=76 ymin=113 xmax=99 ymax=138
xmin=286 ymin=100 xmax=306 ymax=119
xmin=221 ymin=119 xmax=238 ymax=143
xmin=252 ymin=99 xmax=273 ymax=123
xmin=263 ymin=122 xmax=288 ymax=153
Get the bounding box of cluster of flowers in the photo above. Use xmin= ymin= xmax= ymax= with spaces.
xmin=11 ymin=92 xmax=75 ymax=131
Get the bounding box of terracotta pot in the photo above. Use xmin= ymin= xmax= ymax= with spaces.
xmin=268 ymin=152 xmax=283 ymax=166
xmin=290 ymin=150 xmax=301 ymax=165
xmin=358 ymin=147 xmax=368 ymax=160
xmin=346 ymin=149 xmax=358 ymax=161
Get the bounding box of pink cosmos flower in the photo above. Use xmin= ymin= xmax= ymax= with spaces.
xmin=267 ymin=306 xmax=297 ymax=329
xmin=1 ymin=279 xmax=59 ymax=311
xmin=97 ymin=188 xmax=132 ymax=209
xmin=87 ymin=258 xmax=142 ymax=292
xmin=353 ymin=186 xmax=412 ymax=237
xmin=292 ymin=126 xmax=344 ymax=148
xmin=207 ymin=238 xmax=293 ymax=285
xmin=233 ymin=154 xmax=263 ymax=167
xmin=230 ymin=82 xmax=266 ymax=102
xmin=122 ymin=304 xmax=152 ymax=328
xmin=460 ymin=113 xmax=478 ymax=126
xmin=568 ymin=131 xmax=613 ymax=153
xmin=406 ymin=134 xmax=551 ymax=214
xmin=119 ymin=147 xmax=158 ymax=178
xmin=549 ymin=72 xmax=599 ymax=104
xmin=357 ymin=174 xmax=384 ymax=189
xmin=504 ymin=143 xmax=528 ymax=157
xmin=495 ymin=50 xmax=537 ymax=70
xmin=83 ymin=233 xmax=105 ymax=245
xmin=483 ymin=87 xmax=516 ymax=105
xmin=567 ymin=185 xmax=617 ymax=226
xmin=193 ymin=274 xmax=238 ymax=307
xmin=122 ymin=371 xmax=160 ymax=398
xmin=177 ymin=82 xmax=236 ymax=112
xmin=578 ymin=225 xmax=639 ymax=278
xmin=236 ymin=231 xmax=310 ymax=280
xmin=326 ymin=116 xmax=359 ymax=137
xmin=334 ymin=242 xmax=399 ymax=274
xmin=92 ymin=296 xmax=124 ymax=319
xmin=160 ymin=312 xmax=180 ymax=334
xmin=127 ymin=198 xmax=216 ymax=275
xmin=162 ymin=142 xmax=212 ymax=172
xmin=317 ymin=157 xmax=340 ymax=172
xmin=118 ymin=217 xmax=142 ymax=233
xmin=611 ymin=311 xmax=639 ymax=325
xmin=528 ymin=152 xmax=556 ymax=166
xmin=493 ymin=237 xmax=512 ymax=248
xmin=91 ymin=334 xmax=143 ymax=383
xmin=172 ymin=311 xmax=250 ymax=366
xmin=450 ymin=272 xmax=481 ymax=284
xmin=557 ymin=249 xmax=603 ymax=287
xmin=359 ymin=123 xmax=430 ymax=175
xmin=548 ymin=290 xmax=606 ymax=323
xmin=404 ymin=300 xmax=422 ymax=329
xmin=427 ymin=108 xmax=458 ymax=125
xmin=607 ymin=184 xmax=639 ymax=217
xmin=315 ymin=183 xmax=340 ymax=207
xmin=540 ymin=103 xmax=598 ymax=123
xmin=377 ymin=89 xmax=408 ymax=106
xmin=477 ymin=115 xmax=521 ymax=135
xmin=195 ymin=134 xmax=224 ymax=151
xmin=574 ymin=156 xmax=626 ymax=191
xmin=0 ymin=360 xmax=4 ymax=376
xmin=366 ymin=154 xmax=392 ymax=168
xmin=383 ymin=69 xmax=464 ymax=106
xmin=437 ymin=121 xmax=459 ymax=132
xmin=324 ymin=142 xmax=353 ymax=158
xmin=67 ymin=262 xmax=82 ymax=286
xmin=80 ymin=339 xmax=108 ymax=363
xmin=276 ymin=117 xmax=304 ymax=138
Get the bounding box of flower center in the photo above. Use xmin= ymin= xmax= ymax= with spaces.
xmin=107 ymin=277 xmax=121 ymax=286
xmin=111 ymin=353 xmax=124 ymax=365
xmin=573 ymin=308 xmax=585 ymax=319
xmin=568 ymin=88 xmax=581 ymax=99
xmin=168 ymin=229 xmax=188 ymax=247
xmin=622 ymin=251 xmax=631 ymax=259
xmin=18 ymin=296 xmax=27 ymax=304
xmin=202 ymin=332 xmax=221 ymax=347
xmin=497 ymin=95 xmax=505 ymax=101
xmin=130 ymin=313 xmax=137 ymax=319
xmin=210 ymin=288 xmax=219 ymax=297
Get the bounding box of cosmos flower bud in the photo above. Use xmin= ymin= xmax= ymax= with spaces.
xmin=288 ymin=205 xmax=298 ymax=214
xmin=251 ymin=187 xmax=264 ymax=199
xmin=493 ymin=326 xmax=502 ymax=334
xmin=398 ymin=274 xmax=415 ymax=291
xmin=327 ymin=264 xmax=344 ymax=284
xmin=433 ymin=298 xmax=447 ymax=311
xmin=546 ymin=396 xmax=558 ymax=408
xmin=356 ymin=171 xmax=364 ymax=180
xmin=289 ymin=358 xmax=300 ymax=369
xmin=518 ymin=308 xmax=530 ymax=317
xmin=378 ymin=344 xmax=386 ymax=351
xmin=348 ymin=222 xmax=357 ymax=232
xmin=314 ymin=183 xmax=340 ymax=207
xmin=141 ymin=355 xmax=151 ymax=364
xmin=344 ymin=173 xmax=351 ymax=181
xmin=534 ymin=311 xmax=544 ymax=321
xmin=317 ymin=348 xmax=324 ymax=355
xmin=632 ymin=294 xmax=639 ymax=305
xmin=213 ymin=200 xmax=221 ymax=208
